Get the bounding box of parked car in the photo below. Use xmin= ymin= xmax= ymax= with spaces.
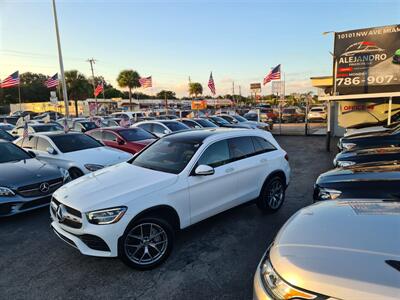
xmin=56 ymin=117 xmax=87 ymax=129
xmin=0 ymin=129 xmax=16 ymax=141
xmin=334 ymin=147 xmax=400 ymax=167
xmin=72 ymin=120 xmax=99 ymax=133
xmin=217 ymin=114 xmax=271 ymax=131
xmin=86 ymin=127 xmax=157 ymax=155
xmin=0 ymin=122 xmax=15 ymax=133
xmin=0 ymin=140 xmax=69 ymax=217
xmin=11 ymin=123 xmax=63 ymax=137
xmin=281 ymin=107 xmax=305 ymax=123
xmin=0 ymin=116 xmax=19 ymax=125
xmin=338 ymin=126 xmax=400 ymax=151
xmin=251 ymin=108 xmax=278 ymax=123
xmin=345 ymin=120 xmax=400 ymax=137
xmin=14 ymin=132 xmax=133 ymax=179
xmin=10 ymin=110 xmax=38 ymax=118
xmin=133 ymin=120 xmax=190 ymax=138
xmin=51 ymin=128 xmax=290 ymax=269
xmin=192 ymin=118 xmax=218 ymax=128
xmin=205 ymin=116 xmax=249 ymax=128
xmin=33 ymin=111 xmax=64 ymax=121
xmin=313 ymin=161 xmax=400 ymax=201
xmin=179 ymin=118 xmax=203 ymax=129
xmin=253 ymin=199 xmax=400 ymax=300
xmin=307 ymin=106 xmax=326 ymax=122
xmin=157 ymin=114 xmax=178 ymax=120
xmin=110 ymin=111 xmax=145 ymax=122
xmin=101 ymin=117 xmax=122 ymax=127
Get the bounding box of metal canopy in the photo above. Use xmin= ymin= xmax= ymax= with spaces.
xmin=319 ymin=92 xmax=400 ymax=101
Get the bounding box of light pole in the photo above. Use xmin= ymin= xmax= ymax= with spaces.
xmin=322 ymin=31 xmax=336 ymax=152
xmin=51 ymin=0 xmax=69 ymax=117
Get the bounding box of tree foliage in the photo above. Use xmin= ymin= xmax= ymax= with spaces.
xmin=156 ymin=90 xmax=176 ymax=99
xmin=189 ymin=82 xmax=203 ymax=97
xmin=117 ymin=70 xmax=140 ymax=104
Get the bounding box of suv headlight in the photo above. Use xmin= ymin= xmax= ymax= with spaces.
xmin=260 ymin=253 xmax=317 ymax=299
xmin=0 ymin=187 xmax=15 ymax=197
xmin=337 ymin=160 xmax=355 ymax=167
xmin=342 ymin=142 xmax=356 ymax=150
xmin=86 ymin=206 xmax=127 ymax=225
xmin=318 ymin=188 xmax=342 ymax=200
xmin=85 ymin=164 xmax=104 ymax=172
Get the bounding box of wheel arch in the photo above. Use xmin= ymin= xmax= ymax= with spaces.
xmin=127 ymin=205 xmax=181 ymax=232
xmin=260 ymin=170 xmax=287 ymax=194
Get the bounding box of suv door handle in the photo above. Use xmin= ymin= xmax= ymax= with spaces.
xmin=225 ymin=167 xmax=234 ymax=173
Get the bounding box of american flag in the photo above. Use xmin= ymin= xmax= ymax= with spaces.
xmin=44 ymin=73 xmax=59 ymax=88
xmin=139 ymin=76 xmax=152 ymax=88
xmin=1 ymin=71 xmax=20 ymax=88
xmin=263 ymin=64 xmax=281 ymax=85
xmin=94 ymin=82 xmax=103 ymax=97
xmin=22 ymin=122 xmax=29 ymax=139
xmin=208 ymin=72 xmax=216 ymax=95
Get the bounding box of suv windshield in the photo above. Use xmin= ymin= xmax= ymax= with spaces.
xmin=162 ymin=121 xmax=188 ymax=132
xmin=32 ymin=125 xmax=61 ymax=132
xmin=0 ymin=129 xmax=14 ymax=141
xmin=119 ymin=128 xmax=156 ymax=141
xmin=132 ymin=137 xmax=200 ymax=174
xmin=210 ymin=117 xmax=229 ymax=125
xmin=0 ymin=142 xmax=31 ymax=163
xmin=194 ymin=119 xmax=218 ymax=128
xmin=50 ymin=134 xmax=103 ymax=153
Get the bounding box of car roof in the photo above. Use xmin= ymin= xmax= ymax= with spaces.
xmin=163 ymin=128 xmax=252 ymax=143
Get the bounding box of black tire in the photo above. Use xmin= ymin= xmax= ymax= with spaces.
xmin=119 ymin=217 xmax=174 ymax=270
xmin=256 ymin=176 xmax=286 ymax=213
xmin=68 ymin=167 xmax=84 ymax=180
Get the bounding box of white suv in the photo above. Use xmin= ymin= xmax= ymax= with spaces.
xmin=51 ymin=128 xmax=290 ymax=269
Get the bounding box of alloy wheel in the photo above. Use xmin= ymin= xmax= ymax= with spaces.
xmin=124 ymin=222 xmax=168 ymax=266
xmin=267 ymin=180 xmax=284 ymax=209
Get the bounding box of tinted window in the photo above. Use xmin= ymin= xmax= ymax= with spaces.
xmin=138 ymin=123 xmax=152 ymax=132
xmin=80 ymin=122 xmax=98 ymax=131
xmin=0 ymin=124 xmax=14 ymax=131
xmin=198 ymin=140 xmax=230 ymax=168
xmin=0 ymin=130 xmax=14 ymax=141
xmin=210 ymin=117 xmax=229 ymax=125
xmin=153 ymin=124 xmax=166 ymax=134
xmin=162 ymin=122 xmax=188 ymax=132
xmin=232 ymin=115 xmax=247 ymax=122
xmin=31 ymin=125 xmax=61 ymax=132
xmin=103 ymin=131 xmax=117 ymax=142
xmin=89 ymin=130 xmax=103 ymax=140
xmin=119 ymin=128 xmax=155 ymax=141
xmin=21 ymin=136 xmax=37 ymax=149
xmin=0 ymin=142 xmax=31 ymax=163
xmin=182 ymin=120 xmax=197 ymax=128
xmin=36 ymin=137 xmax=52 ymax=152
xmin=228 ymin=137 xmax=255 ymax=160
xmin=311 ymin=108 xmax=324 ymax=112
xmin=132 ymin=138 xmax=200 ymax=174
xmin=50 ymin=134 xmax=103 ymax=153
xmin=252 ymin=136 xmax=276 ymax=154
xmin=194 ymin=119 xmax=218 ymax=128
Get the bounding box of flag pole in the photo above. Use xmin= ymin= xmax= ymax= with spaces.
xmin=52 ymin=0 xmax=69 ymax=118
xmin=18 ymin=79 xmax=22 ymax=111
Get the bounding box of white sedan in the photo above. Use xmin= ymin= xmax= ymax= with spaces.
xmin=50 ymin=128 xmax=290 ymax=269
xmin=14 ymin=132 xmax=133 ymax=179
xmin=133 ymin=120 xmax=190 ymax=137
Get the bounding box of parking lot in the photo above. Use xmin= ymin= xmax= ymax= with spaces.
xmin=0 ymin=136 xmax=336 ymax=300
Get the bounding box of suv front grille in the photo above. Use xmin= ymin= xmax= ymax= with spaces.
xmin=51 ymin=197 xmax=82 ymax=229
xmin=18 ymin=178 xmax=63 ymax=197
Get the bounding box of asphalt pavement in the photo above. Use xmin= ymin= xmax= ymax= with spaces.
xmin=0 ymin=136 xmax=337 ymax=300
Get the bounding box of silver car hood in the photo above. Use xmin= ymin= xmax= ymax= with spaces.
xmin=270 ymin=200 xmax=400 ymax=300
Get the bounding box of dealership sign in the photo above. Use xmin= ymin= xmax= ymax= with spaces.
xmin=334 ymin=24 xmax=400 ymax=95
xmin=250 ymin=83 xmax=261 ymax=93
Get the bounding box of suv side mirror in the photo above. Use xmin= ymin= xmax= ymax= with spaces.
xmin=46 ymin=147 xmax=57 ymax=155
xmin=117 ymin=137 xmax=125 ymax=145
xmin=194 ymin=165 xmax=214 ymax=176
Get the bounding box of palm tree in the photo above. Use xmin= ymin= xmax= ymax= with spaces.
xmin=189 ymin=82 xmax=203 ymax=98
xmin=117 ymin=70 xmax=140 ymax=108
xmin=65 ymin=70 xmax=91 ymax=116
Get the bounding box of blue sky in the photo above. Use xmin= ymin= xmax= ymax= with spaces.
xmin=1 ymin=0 xmax=399 ymax=97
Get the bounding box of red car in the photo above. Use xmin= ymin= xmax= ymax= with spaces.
xmin=86 ymin=127 xmax=157 ymax=155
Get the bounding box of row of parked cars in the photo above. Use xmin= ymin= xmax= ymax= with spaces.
xmin=256 ymin=121 xmax=400 ymax=300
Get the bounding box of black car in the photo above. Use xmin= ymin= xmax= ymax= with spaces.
xmin=313 ymin=161 xmax=400 ymax=202
xmin=338 ymin=126 xmax=400 ymax=151
xmin=0 ymin=141 xmax=69 ymax=217
xmin=0 ymin=129 xmax=16 ymax=142
xmin=334 ymin=147 xmax=400 ymax=167
xmin=205 ymin=116 xmax=249 ymax=128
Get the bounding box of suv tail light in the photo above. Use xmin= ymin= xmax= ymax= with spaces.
xmin=284 ymin=154 xmax=289 ymax=161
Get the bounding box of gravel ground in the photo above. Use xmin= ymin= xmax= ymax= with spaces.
xmin=0 ymin=136 xmax=337 ymax=300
